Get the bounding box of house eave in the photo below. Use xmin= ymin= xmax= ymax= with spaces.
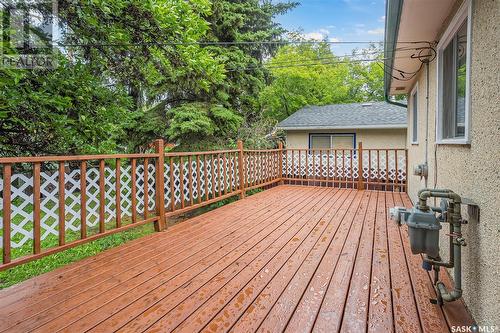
xmin=277 ymin=124 xmax=408 ymax=131
xmin=384 ymin=0 xmax=456 ymax=96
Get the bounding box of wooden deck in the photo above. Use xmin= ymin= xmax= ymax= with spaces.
xmin=0 ymin=186 xmax=473 ymax=332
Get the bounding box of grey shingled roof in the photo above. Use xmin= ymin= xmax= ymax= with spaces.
xmin=277 ymin=101 xmax=407 ymax=130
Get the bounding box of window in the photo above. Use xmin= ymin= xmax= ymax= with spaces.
xmin=411 ymin=85 xmax=418 ymax=144
xmin=309 ymin=134 xmax=355 ymax=150
xmin=437 ymin=0 xmax=471 ymax=144
xmin=310 ymin=135 xmax=330 ymax=149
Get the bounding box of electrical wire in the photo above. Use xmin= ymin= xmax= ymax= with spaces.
xmin=226 ymin=55 xmax=417 ymax=72
xmin=256 ymin=51 xmax=385 ymax=67
xmin=262 ymin=45 xmax=434 ymax=67
xmin=378 ymin=45 xmax=436 ymax=82
xmin=56 ymin=36 xmax=437 ymax=79
xmin=55 ymin=40 xmax=433 ymax=48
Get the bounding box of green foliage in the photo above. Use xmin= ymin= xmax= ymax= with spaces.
xmin=0 ymin=1 xmax=387 ymax=156
xmin=210 ymin=105 xmax=244 ymax=135
xmin=238 ymin=116 xmax=281 ymax=149
xmin=0 ymin=56 xmax=134 ymax=156
xmin=126 ymin=0 xmax=297 ymax=150
xmin=259 ymin=43 xmax=386 ymax=122
xmin=167 ymin=103 xmax=215 ymax=139
xmin=0 ymin=0 xmax=296 ymax=155
xmin=0 ymin=0 xmax=235 ymax=156
xmin=166 ymin=103 xmax=242 ymax=143
xmin=58 ymin=0 xmax=225 ymax=107
xmin=165 ymin=0 xmax=298 ymax=146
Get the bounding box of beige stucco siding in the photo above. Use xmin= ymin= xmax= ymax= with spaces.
xmin=405 ymin=0 xmax=500 ymax=325
xmin=284 ymin=128 xmax=407 ymax=149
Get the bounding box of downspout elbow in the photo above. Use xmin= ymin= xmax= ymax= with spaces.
xmin=384 ymin=94 xmax=407 ymax=108
xmin=437 ymin=282 xmax=462 ymax=302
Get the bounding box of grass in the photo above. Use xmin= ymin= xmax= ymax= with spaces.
xmin=0 ymin=187 xmax=265 ymax=289
xmin=0 ymin=223 xmax=155 ymax=289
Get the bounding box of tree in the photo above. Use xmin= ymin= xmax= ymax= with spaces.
xmin=259 ymin=43 xmax=385 ymax=122
xmin=58 ymin=0 xmax=225 ymax=109
xmin=163 ymin=0 xmax=298 ymax=143
xmin=166 ymin=103 xmax=242 ymax=145
xmin=1 ymin=0 xmax=227 ymax=155
xmin=134 ymin=0 xmax=298 ymax=149
xmin=0 ymin=0 xmax=298 ymax=155
xmin=0 ymin=56 xmax=133 ymax=156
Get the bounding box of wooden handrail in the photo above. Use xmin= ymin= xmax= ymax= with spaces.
xmin=164 ymin=149 xmax=238 ymax=157
xmin=0 ymin=153 xmax=159 ymax=163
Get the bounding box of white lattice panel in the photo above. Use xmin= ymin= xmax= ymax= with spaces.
xmin=163 ymin=155 xmax=239 ymax=209
xmin=283 ymin=151 xmax=406 ymax=184
xmin=1 ymin=172 xmax=34 ymax=248
xmin=0 ymin=162 xmax=156 ymax=249
xmin=244 ymin=153 xmax=278 ymax=186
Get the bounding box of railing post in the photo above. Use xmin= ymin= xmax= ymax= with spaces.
xmin=278 ymin=141 xmax=284 ymax=185
xmin=405 ymin=149 xmax=408 ymax=193
xmin=154 ymin=139 xmax=166 ymax=231
xmin=237 ymin=140 xmax=245 ymax=199
xmin=2 ymin=164 xmax=12 ymax=265
xmin=357 ymin=142 xmax=364 ymax=190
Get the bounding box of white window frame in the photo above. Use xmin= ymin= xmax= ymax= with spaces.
xmin=436 ymin=0 xmax=472 ymax=145
xmin=309 ymin=133 xmax=356 ymax=150
xmin=410 ymin=83 xmax=419 ymax=144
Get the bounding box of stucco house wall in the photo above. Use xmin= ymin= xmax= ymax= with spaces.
xmin=285 ymin=128 xmax=407 ymax=149
xmin=406 ymin=0 xmax=499 ymax=325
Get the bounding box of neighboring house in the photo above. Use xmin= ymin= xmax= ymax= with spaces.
xmin=385 ymin=0 xmax=499 ymax=326
xmin=277 ymin=101 xmax=407 ymax=150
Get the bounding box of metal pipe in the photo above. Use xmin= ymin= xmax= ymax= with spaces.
xmin=437 ymin=229 xmax=463 ymax=302
xmin=417 ymin=188 xmax=453 ymax=199
xmin=418 ymin=189 xmax=464 ymax=302
xmin=418 ymin=189 xmax=461 ymax=211
xmin=424 ymin=62 xmax=430 ymax=187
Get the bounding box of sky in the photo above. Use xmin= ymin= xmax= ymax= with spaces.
xmin=275 ymin=0 xmax=386 ymax=55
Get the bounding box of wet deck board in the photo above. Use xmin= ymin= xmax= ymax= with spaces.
xmin=0 ymin=186 xmax=474 ymax=332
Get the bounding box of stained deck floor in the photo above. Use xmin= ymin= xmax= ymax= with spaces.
xmin=0 ymin=186 xmax=474 ymax=332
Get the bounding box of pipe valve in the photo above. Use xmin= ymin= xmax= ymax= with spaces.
xmin=389 ymin=207 xmax=408 ymax=225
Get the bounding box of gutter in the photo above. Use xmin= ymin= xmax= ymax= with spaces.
xmin=384 ymin=0 xmax=406 ymax=108
xmin=277 ymin=124 xmax=408 ymax=131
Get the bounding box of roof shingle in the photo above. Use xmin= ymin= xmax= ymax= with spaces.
xmin=277 ymin=101 xmax=407 ymax=129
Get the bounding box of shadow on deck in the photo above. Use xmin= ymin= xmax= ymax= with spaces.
xmin=0 ymin=186 xmax=474 ymax=332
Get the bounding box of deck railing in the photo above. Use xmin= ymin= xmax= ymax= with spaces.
xmin=0 ymin=140 xmax=405 ymax=270
xmin=282 ymin=143 xmax=407 ymax=192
